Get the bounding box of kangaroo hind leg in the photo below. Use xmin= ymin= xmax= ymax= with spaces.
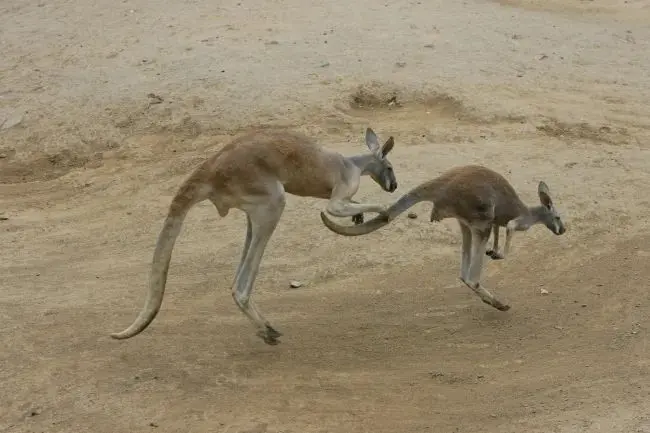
xmin=233 ymin=214 xmax=252 ymax=283
xmin=232 ymin=182 xmax=286 ymax=345
xmin=458 ymin=221 xmax=472 ymax=282
xmin=462 ymin=225 xmax=510 ymax=312
xmin=486 ymin=224 xmax=505 ymax=260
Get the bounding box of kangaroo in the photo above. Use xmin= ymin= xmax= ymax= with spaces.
xmin=319 ymin=165 xmax=566 ymax=311
xmin=110 ymin=127 xmax=398 ymax=345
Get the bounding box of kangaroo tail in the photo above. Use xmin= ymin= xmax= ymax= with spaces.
xmin=320 ymin=187 xmax=426 ymax=237
xmin=110 ymin=183 xmax=207 ymax=340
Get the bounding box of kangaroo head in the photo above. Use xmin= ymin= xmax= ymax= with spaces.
xmin=363 ymin=127 xmax=397 ymax=193
xmin=537 ymin=181 xmax=565 ymax=235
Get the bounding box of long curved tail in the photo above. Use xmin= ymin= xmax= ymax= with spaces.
xmin=110 ymin=185 xmax=203 ymax=340
xmin=320 ymin=188 xmax=426 ymax=236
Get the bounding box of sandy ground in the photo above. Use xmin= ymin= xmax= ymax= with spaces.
xmin=2 ymin=0 xmax=650 ymax=432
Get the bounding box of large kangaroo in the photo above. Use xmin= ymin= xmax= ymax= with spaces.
xmin=320 ymin=165 xmax=566 ymax=311
xmin=111 ymin=127 xmax=399 ymax=345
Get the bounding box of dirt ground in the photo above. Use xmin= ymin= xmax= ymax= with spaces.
xmin=2 ymin=0 xmax=650 ymax=432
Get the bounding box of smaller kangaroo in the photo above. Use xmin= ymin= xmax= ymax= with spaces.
xmin=319 ymin=165 xmax=566 ymax=311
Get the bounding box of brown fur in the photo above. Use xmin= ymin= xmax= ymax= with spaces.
xmin=409 ymin=165 xmax=528 ymax=225
xmin=110 ymin=127 xmax=399 ymax=345
xmin=320 ymin=164 xmax=566 ymax=312
xmin=197 ymin=130 xmax=346 ymax=203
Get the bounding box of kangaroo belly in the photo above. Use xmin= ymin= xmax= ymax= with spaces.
xmin=283 ymin=179 xmax=333 ymax=199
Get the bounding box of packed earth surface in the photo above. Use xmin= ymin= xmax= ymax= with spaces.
xmin=2 ymin=0 xmax=650 ymax=432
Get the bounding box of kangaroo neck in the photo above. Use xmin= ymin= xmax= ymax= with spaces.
xmin=347 ymin=153 xmax=376 ymax=176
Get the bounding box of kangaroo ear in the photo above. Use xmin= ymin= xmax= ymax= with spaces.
xmin=538 ymin=181 xmax=553 ymax=209
xmin=365 ymin=127 xmax=381 ymax=154
xmin=381 ymin=136 xmax=394 ymax=158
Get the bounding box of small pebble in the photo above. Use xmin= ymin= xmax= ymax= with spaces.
xmin=407 ymin=212 xmax=417 ymax=219
xmin=540 ymin=288 xmax=549 ymax=295
xmin=289 ymin=280 xmax=303 ymax=288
